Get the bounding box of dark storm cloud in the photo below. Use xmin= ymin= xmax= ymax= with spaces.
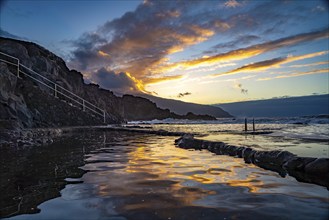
xmin=91 ymin=67 xmax=143 ymax=93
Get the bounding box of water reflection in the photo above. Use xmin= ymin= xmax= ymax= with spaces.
xmin=2 ymin=130 xmax=328 ymax=220
xmin=0 ymin=135 xmax=86 ymax=217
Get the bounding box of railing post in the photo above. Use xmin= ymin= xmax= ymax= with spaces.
xmin=17 ymin=59 xmax=20 ymax=78
xmin=83 ymin=100 xmax=85 ymax=111
xmin=103 ymin=111 xmax=106 ymax=124
xmin=54 ymin=84 xmax=57 ymax=98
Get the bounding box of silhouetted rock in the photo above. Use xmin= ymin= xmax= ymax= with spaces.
xmin=122 ymin=95 xmax=217 ymax=121
xmin=0 ymin=37 xmax=219 ymax=129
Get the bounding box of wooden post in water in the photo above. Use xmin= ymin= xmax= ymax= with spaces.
xmin=253 ymin=118 xmax=255 ymax=132
xmin=244 ymin=118 xmax=247 ymax=132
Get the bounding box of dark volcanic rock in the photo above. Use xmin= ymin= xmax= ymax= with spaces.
xmin=304 ymin=158 xmax=329 ymax=174
xmin=0 ymin=37 xmax=123 ymax=127
xmin=175 ymin=135 xmax=329 ymax=188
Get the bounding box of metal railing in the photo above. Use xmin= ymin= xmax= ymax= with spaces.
xmin=0 ymin=51 xmax=107 ymax=123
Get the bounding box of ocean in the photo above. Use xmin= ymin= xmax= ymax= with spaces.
xmin=1 ymin=116 xmax=328 ymax=219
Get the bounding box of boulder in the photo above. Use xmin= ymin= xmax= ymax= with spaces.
xmin=304 ymin=158 xmax=329 ymax=174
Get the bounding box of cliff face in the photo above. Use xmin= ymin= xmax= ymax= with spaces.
xmin=0 ymin=37 xmax=224 ymax=128
xmin=0 ymin=37 xmax=124 ymax=128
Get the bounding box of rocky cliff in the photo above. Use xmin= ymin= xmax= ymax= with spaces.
xmin=0 ymin=37 xmax=123 ymax=128
xmin=0 ymin=37 xmax=222 ymax=128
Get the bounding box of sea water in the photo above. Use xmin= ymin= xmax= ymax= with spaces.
xmin=1 ymin=117 xmax=328 ymax=219
xmin=129 ymin=116 xmax=329 ymax=158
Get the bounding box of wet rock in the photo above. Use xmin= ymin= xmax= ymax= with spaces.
xmin=226 ymin=145 xmax=238 ymax=156
xmin=243 ymin=148 xmax=256 ymax=164
xmin=254 ymin=150 xmax=295 ymax=167
xmin=174 ymin=135 xmax=329 ymax=188
xmin=304 ymin=158 xmax=329 ymax=174
xmin=283 ymin=157 xmax=316 ymax=172
xmin=207 ymin=141 xmax=217 ymax=152
xmin=236 ymin=146 xmax=246 ymax=158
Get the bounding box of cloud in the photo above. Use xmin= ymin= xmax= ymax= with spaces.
xmin=312 ymin=5 xmax=326 ymax=12
xmin=257 ymin=68 xmax=328 ymax=81
xmin=224 ymin=0 xmax=242 ymax=8
xmin=88 ymin=67 xmax=145 ymax=94
xmin=275 ymin=68 xmax=328 ymax=79
xmin=144 ymin=75 xmax=184 ymax=85
xmin=289 ymin=61 xmax=329 ymax=68
xmin=164 ymin=28 xmax=329 ymax=72
xmin=205 ymin=35 xmax=261 ymax=54
xmin=69 ymin=1 xmax=218 ymax=75
xmin=215 ymin=50 xmax=328 ymax=76
xmin=234 ymin=82 xmax=248 ymax=94
xmin=177 ymin=92 xmax=192 ymax=98
xmin=67 ymin=1 xmax=328 ymax=94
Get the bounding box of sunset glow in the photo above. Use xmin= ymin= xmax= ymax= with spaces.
xmin=1 ymin=0 xmax=328 ymax=104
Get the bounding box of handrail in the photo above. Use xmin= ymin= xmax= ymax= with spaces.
xmin=0 ymin=51 xmax=107 ymax=123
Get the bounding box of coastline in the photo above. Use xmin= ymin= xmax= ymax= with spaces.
xmin=1 ymin=125 xmax=328 ymax=189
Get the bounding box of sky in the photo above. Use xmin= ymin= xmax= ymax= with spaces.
xmin=1 ymin=0 xmax=328 ymax=104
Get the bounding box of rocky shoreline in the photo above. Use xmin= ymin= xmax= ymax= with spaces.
xmin=0 ymin=125 xmax=190 ymax=148
xmin=1 ymin=126 xmax=328 ymax=189
xmin=0 ymin=128 xmax=63 ymax=148
xmin=175 ymin=134 xmax=329 ymax=189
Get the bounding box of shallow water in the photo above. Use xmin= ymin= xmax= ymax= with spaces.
xmin=1 ymin=130 xmax=328 ymax=220
xmin=142 ymin=122 xmax=329 ymax=157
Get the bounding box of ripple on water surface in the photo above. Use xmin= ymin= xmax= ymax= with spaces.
xmin=3 ymin=131 xmax=329 ymax=220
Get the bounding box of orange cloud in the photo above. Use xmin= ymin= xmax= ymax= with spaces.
xmin=256 ymin=68 xmax=328 ymax=81
xmin=224 ymin=0 xmax=242 ymax=8
xmin=98 ymin=50 xmax=110 ymax=57
xmin=213 ymin=50 xmax=328 ymax=77
xmin=144 ymin=74 xmax=184 ymax=85
xmin=161 ymin=29 xmax=329 ymax=73
xmin=276 ymin=68 xmax=328 ymax=79
xmin=289 ymin=61 xmax=329 ymax=68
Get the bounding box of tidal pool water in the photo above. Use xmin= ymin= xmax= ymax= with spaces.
xmin=1 ymin=130 xmax=328 ymax=219
xmin=143 ymin=122 xmax=329 ymax=158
